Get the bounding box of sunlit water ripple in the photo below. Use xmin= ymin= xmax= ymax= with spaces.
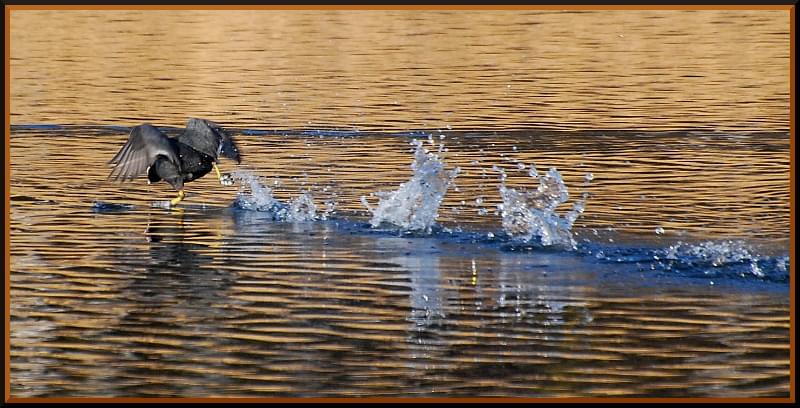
xmin=9 ymin=9 xmax=791 ymax=398
xmin=10 ymin=125 xmax=790 ymax=398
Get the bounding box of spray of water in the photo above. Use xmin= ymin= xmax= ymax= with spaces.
xmin=362 ymin=139 xmax=460 ymax=233
xmin=498 ymin=166 xmax=589 ymax=249
xmin=659 ymin=240 xmax=767 ymax=277
xmin=231 ymin=171 xmax=323 ymax=222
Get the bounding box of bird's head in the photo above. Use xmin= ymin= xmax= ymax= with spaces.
xmin=218 ymin=129 xmax=242 ymax=164
xmin=186 ymin=118 xmax=242 ymax=164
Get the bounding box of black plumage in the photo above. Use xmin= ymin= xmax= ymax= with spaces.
xmin=108 ymin=118 xmax=241 ymax=205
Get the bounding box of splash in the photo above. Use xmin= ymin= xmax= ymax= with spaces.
xmin=362 ymin=139 xmax=460 ymax=233
xmin=589 ymin=239 xmax=787 ymax=282
xmin=92 ymin=201 xmax=133 ymax=213
xmin=231 ymin=171 xmax=322 ymax=222
xmin=288 ymin=191 xmax=318 ymax=222
xmin=498 ymin=166 xmax=589 ymax=249
xmin=658 ymin=240 xmax=768 ymax=278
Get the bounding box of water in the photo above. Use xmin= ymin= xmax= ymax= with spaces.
xmin=231 ymin=171 xmax=323 ymax=222
xmin=498 ymin=166 xmax=589 ymax=248
xmin=8 ymin=9 xmax=791 ymax=398
xmin=362 ymin=139 xmax=459 ymax=233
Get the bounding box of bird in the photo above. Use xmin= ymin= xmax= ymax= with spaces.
xmin=108 ymin=118 xmax=242 ymax=207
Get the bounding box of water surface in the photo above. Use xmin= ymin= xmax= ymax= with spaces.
xmin=10 ymin=9 xmax=790 ymax=131
xmin=8 ymin=9 xmax=792 ymax=398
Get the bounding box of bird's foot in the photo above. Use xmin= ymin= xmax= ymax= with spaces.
xmin=220 ymin=173 xmax=236 ymax=186
xmin=169 ymin=190 xmax=186 ymax=206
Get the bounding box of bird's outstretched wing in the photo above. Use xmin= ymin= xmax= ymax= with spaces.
xmin=178 ymin=118 xmax=241 ymax=164
xmin=108 ymin=124 xmax=180 ymax=182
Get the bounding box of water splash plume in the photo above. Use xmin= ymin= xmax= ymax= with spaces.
xmin=362 ymin=139 xmax=460 ymax=233
xmin=231 ymin=171 xmax=320 ymax=222
xmin=499 ymin=166 xmax=589 ymax=249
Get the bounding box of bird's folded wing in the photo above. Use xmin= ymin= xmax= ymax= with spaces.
xmin=108 ymin=124 xmax=179 ymax=182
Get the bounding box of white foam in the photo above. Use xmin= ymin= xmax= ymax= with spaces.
xmin=362 ymin=139 xmax=460 ymax=233
xmin=231 ymin=171 xmax=320 ymax=222
xmin=499 ymin=166 xmax=589 ymax=249
xmin=661 ymin=240 xmax=765 ymax=277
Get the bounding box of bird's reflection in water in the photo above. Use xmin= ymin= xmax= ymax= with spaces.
xmin=125 ymin=211 xmax=236 ymax=309
xmin=102 ymin=210 xmax=240 ymax=397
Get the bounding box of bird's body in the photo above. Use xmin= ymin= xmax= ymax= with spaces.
xmin=108 ymin=118 xmax=241 ymax=206
xmin=146 ymin=137 xmax=215 ymax=190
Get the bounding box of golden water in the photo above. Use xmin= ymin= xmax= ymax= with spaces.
xmin=9 ymin=9 xmax=791 ymax=398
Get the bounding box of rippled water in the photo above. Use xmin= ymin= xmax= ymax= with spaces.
xmin=8 ymin=9 xmax=792 ymax=398
xmin=10 ymin=9 xmax=790 ymax=131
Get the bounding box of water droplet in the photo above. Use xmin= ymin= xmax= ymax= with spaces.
xmin=750 ymin=262 xmax=764 ymax=277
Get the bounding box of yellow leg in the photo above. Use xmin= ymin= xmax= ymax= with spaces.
xmin=170 ymin=190 xmax=185 ymax=207
xmin=213 ymin=163 xmax=222 ymax=181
